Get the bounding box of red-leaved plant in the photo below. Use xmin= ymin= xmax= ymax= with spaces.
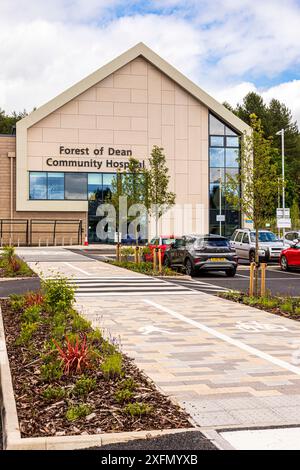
xmin=25 ymin=292 xmax=44 ymax=307
xmin=52 ymin=335 xmax=90 ymax=375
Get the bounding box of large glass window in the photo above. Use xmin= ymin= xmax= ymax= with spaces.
xmin=48 ymin=173 xmax=64 ymax=200
xmin=29 ymin=172 xmax=47 ymax=200
xmin=65 ymin=173 xmax=87 ymax=200
xmin=88 ymin=174 xmax=102 ymax=201
xmin=209 ymin=113 xmax=241 ymax=237
xmin=102 ymin=173 xmax=115 ymax=201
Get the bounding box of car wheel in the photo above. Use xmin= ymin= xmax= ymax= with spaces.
xmin=249 ymin=250 xmax=255 ymax=263
xmin=280 ymin=255 xmax=289 ymax=271
xmin=226 ymin=268 xmax=236 ymax=277
xmin=185 ymin=258 xmax=195 ymax=276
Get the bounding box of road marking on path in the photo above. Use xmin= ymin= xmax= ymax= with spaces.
xmin=144 ymin=299 xmax=300 ymax=376
xmin=63 ymin=262 xmax=92 ymax=276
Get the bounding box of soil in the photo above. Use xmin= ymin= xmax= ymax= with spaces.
xmin=1 ymin=300 xmax=191 ymax=439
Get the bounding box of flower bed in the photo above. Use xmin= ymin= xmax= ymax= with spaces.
xmin=108 ymin=260 xmax=182 ymax=277
xmin=1 ymin=277 xmax=190 ymax=438
xmin=0 ymin=246 xmax=36 ymax=278
xmin=219 ymin=291 xmax=300 ymax=320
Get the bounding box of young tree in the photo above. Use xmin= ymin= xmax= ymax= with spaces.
xmin=145 ymin=146 xmax=176 ymax=239
xmin=225 ymin=114 xmax=279 ymax=295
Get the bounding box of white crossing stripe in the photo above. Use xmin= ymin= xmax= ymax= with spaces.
xmin=164 ymin=278 xmax=229 ymax=293
xmin=46 ymin=276 xmax=201 ymax=297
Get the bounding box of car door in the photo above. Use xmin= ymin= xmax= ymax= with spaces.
xmin=239 ymin=232 xmax=250 ymax=259
xmin=234 ymin=231 xmax=244 ymax=258
xmin=171 ymin=237 xmax=186 ymax=265
xmin=288 ymin=243 xmax=300 ymax=266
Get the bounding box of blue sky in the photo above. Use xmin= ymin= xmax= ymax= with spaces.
xmin=1 ymin=0 xmax=300 ymax=124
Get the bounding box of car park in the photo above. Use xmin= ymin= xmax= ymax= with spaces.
xmin=282 ymin=230 xmax=300 ymax=247
xmin=230 ymin=229 xmax=286 ymax=262
xmin=280 ymin=240 xmax=300 ymax=271
xmin=163 ymin=234 xmax=238 ymax=276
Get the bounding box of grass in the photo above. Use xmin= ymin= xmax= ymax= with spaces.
xmin=220 ymin=291 xmax=300 ymax=318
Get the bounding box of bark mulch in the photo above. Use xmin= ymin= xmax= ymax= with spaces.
xmin=1 ymin=299 xmax=191 ymax=439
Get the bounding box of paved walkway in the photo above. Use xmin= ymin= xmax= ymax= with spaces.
xmin=18 ymin=247 xmax=300 ymax=431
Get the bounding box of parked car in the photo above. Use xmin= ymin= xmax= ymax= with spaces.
xmin=163 ymin=234 xmax=238 ymax=276
xmin=230 ymin=229 xmax=286 ymax=262
xmin=282 ymin=230 xmax=300 ymax=247
xmin=143 ymin=235 xmax=180 ymax=263
xmin=280 ymin=240 xmax=300 ymax=271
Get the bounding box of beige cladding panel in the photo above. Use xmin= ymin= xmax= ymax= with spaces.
xmin=24 ymin=56 xmax=209 ymax=215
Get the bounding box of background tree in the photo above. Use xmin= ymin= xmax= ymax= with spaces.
xmin=145 ymin=146 xmax=175 ymax=239
xmin=0 ymin=108 xmax=27 ymax=134
xmin=224 ymin=92 xmax=300 ymax=213
xmin=225 ymin=114 xmax=279 ymax=295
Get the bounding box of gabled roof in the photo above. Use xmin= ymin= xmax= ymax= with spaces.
xmin=17 ymin=42 xmax=250 ymax=133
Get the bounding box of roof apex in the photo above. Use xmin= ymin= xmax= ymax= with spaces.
xmin=17 ymin=42 xmax=250 ymax=133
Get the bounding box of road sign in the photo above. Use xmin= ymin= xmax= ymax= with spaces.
xmin=277 ymin=218 xmax=291 ymax=228
xmin=216 ymin=214 xmax=225 ymax=222
xmin=277 ymin=208 xmax=290 ymax=218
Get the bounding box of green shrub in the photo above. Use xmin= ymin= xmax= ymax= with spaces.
xmin=71 ymin=314 xmax=91 ymax=332
xmin=121 ymin=246 xmax=135 ymax=262
xmin=281 ymin=301 xmax=293 ymax=314
xmin=40 ymin=360 xmax=63 ymax=382
xmin=10 ymin=296 xmax=26 ymax=312
xmin=294 ymin=307 xmax=300 ymax=316
xmin=101 ymin=353 xmax=122 ymax=379
xmin=257 ymin=297 xmax=279 ymax=309
xmin=120 ymin=378 xmax=136 ymax=391
xmin=87 ymin=328 xmax=102 ymax=343
xmin=124 ymin=402 xmax=152 ymax=417
xmin=115 ymin=388 xmax=134 ymax=403
xmin=51 ymin=324 xmax=66 ymax=340
xmin=65 ymin=404 xmax=92 ymax=422
xmin=16 ymin=322 xmax=39 ymax=345
xmin=42 ymin=385 xmax=67 ymax=400
xmin=73 ymin=376 xmax=96 ymax=397
xmin=21 ymin=305 xmax=41 ymax=323
xmin=42 ymin=277 xmax=75 ymax=313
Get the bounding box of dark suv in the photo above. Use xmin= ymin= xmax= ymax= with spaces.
xmin=164 ymin=234 xmax=238 ymax=276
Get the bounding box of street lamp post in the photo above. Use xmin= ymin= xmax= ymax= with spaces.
xmin=276 ymin=128 xmax=285 ymax=237
xmin=219 ymin=169 xmax=222 ymax=236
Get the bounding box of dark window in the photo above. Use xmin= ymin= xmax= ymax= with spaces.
xmin=65 ymin=173 xmax=87 ymax=200
xmin=88 ymin=174 xmax=102 ymax=201
xmin=29 ymin=172 xmax=47 ymax=200
xmin=203 ymin=238 xmax=229 ymax=247
xmin=102 ymin=173 xmax=115 ymax=201
xmin=235 ymin=231 xmax=243 ymax=242
xmin=48 ymin=173 xmax=64 ymax=200
xmin=242 ymin=232 xmax=249 ymax=243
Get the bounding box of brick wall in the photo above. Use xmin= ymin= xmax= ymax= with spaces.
xmin=0 ymin=135 xmax=87 ymax=245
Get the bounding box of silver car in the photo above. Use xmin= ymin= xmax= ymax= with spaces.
xmin=282 ymin=230 xmax=300 ymax=247
xmin=230 ymin=229 xmax=286 ymax=262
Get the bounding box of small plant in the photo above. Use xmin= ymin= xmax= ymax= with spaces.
xmin=101 ymin=353 xmax=122 ymax=379
xmin=281 ymin=300 xmax=293 ymax=314
xmin=40 ymin=360 xmax=64 ymax=382
xmin=16 ymin=322 xmax=39 ymax=345
xmin=42 ymin=385 xmax=67 ymax=400
xmin=65 ymin=404 xmax=92 ymax=422
xmin=73 ymin=376 xmax=96 ymax=397
xmin=120 ymin=378 xmax=137 ymax=391
xmin=294 ymin=307 xmax=300 ymax=316
xmin=53 ymin=335 xmax=90 ymax=375
xmin=87 ymin=328 xmax=102 ymax=343
xmin=2 ymin=245 xmax=15 ymax=263
xmin=25 ymin=291 xmax=44 ymax=307
xmin=71 ymin=315 xmax=91 ymax=332
xmin=21 ymin=305 xmax=41 ymax=323
xmin=124 ymin=402 xmax=152 ymax=417
xmin=42 ymin=276 xmax=75 ymax=313
xmin=115 ymin=388 xmax=134 ymax=403
xmin=10 ymin=294 xmax=26 ymax=312
xmin=121 ymin=246 xmax=135 ymax=262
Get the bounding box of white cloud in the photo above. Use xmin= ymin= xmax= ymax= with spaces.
xmin=213 ymin=80 xmax=300 ymax=127
xmin=0 ymin=0 xmax=299 ymax=128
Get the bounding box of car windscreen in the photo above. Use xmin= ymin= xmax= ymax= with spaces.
xmin=194 ymin=238 xmax=229 ymax=248
xmin=250 ymin=232 xmax=279 ymax=242
xmin=161 ymin=238 xmax=176 ymax=245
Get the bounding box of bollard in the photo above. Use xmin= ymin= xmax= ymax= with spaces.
xmin=260 ymin=263 xmax=267 ymax=297
xmin=135 ymin=246 xmax=139 ymax=264
xmin=62 ymin=237 xmax=65 ymax=246
xmin=116 ymin=243 xmax=120 ymax=262
xmin=137 ymin=247 xmax=141 ymax=264
xmin=249 ymin=262 xmax=255 ymax=296
xmin=70 ymin=237 xmax=73 ymax=246
xmin=38 ymin=238 xmax=41 ymax=247
xmin=158 ymin=248 xmax=162 ymax=273
xmin=153 ymin=248 xmax=157 ymax=272
xmin=46 ymin=239 xmax=49 ymax=247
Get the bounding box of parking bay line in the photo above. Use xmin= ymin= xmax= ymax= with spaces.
xmin=144 ymin=299 xmax=300 ymax=376
xmin=63 ymin=262 xmax=92 ymax=276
